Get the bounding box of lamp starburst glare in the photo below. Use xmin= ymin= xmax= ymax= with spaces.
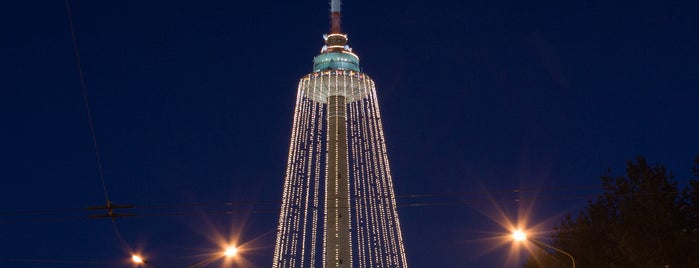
xmin=512 ymin=230 xmax=527 ymax=241
xmin=131 ymin=255 xmax=144 ymax=263
xmin=224 ymin=246 xmax=238 ymax=257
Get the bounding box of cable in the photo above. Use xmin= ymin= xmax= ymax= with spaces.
xmin=64 ymin=0 xmax=134 ymax=256
xmin=0 ymin=183 xmax=602 ymax=216
xmin=396 ymin=185 xmax=602 ymax=198
xmin=0 ymin=207 xmax=87 ymax=216
xmin=0 ymin=258 xmax=121 ymax=265
xmin=64 ymin=0 xmax=110 ymax=203
xmin=2 ymin=186 xmax=689 ymax=222
xmin=2 ymin=181 xmax=687 ymax=223
xmin=0 ymin=196 xmax=597 ymax=223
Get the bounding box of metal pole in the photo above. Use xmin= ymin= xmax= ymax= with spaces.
xmin=528 ymin=238 xmax=576 ymax=268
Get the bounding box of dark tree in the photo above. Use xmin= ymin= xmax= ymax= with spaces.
xmin=523 ymin=157 xmax=699 ymax=268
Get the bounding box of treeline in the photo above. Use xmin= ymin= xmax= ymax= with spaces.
xmin=523 ymin=156 xmax=699 ymax=268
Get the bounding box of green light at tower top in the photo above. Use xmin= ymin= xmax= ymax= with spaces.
xmin=313 ymin=33 xmax=361 ymax=72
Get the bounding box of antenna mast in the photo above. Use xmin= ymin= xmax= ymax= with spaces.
xmin=330 ymin=0 xmax=342 ymax=33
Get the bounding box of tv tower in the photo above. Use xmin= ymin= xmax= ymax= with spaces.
xmin=272 ymin=0 xmax=408 ymax=267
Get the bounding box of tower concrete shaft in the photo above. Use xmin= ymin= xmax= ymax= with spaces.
xmin=326 ymin=95 xmax=351 ymax=267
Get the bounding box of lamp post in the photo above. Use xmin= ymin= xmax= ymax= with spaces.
xmin=512 ymin=230 xmax=576 ymax=268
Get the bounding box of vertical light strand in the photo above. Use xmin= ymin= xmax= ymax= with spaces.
xmin=365 ymin=86 xmax=393 ymax=265
xmin=359 ymin=79 xmax=383 ymax=266
xmin=368 ymin=78 xmax=394 ymax=267
xmin=357 ymin=78 xmax=375 ymax=268
xmin=309 ymin=76 xmax=323 ymax=268
xmin=299 ymin=83 xmax=320 ymax=266
xmin=353 ymin=78 xmax=374 ymax=268
xmin=369 ymin=81 xmax=408 ymax=267
xmin=358 ymin=78 xmax=384 ymax=267
xmin=321 ymin=75 xmax=329 ymax=267
xmin=287 ymin=83 xmax=307 ymax=266
xmin=272 ymin=81 xmax=304 ymax=268
xmin=274 ymin=79 xmax=312 ymax=267
xmin=332 ymin=74 xmax=341 ymax=267
xmin=366 ymin=86 xmax=396 ymax=265
xmin=290 ymin=93 xmax=313 ymax=263
xmin=348 ymin=78 xmax=367 ymax=268
xmin=342 ymin=75 xmax=353 ymax=268
xmin=348 ymin=99 xmax=361 ymax=266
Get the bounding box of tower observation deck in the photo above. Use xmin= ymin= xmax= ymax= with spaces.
xmin=272 ymin=1 xmax=408 ymax=267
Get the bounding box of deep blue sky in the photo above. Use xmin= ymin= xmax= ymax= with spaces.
xmin=1 ymin=0 xmax=698 ymax=267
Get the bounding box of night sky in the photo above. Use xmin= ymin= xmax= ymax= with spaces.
xmin=2 ymin=0 xmax=698 ymax=267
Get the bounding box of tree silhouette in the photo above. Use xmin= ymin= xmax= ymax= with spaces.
xmin=523 ymin=157 xmax=699 ymax=268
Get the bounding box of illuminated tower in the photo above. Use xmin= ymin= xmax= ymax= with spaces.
xmin=272 ymin=0 xmax=408 ymax=267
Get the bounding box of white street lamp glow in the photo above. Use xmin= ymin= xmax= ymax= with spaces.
xmin=132 ymin=255 xmax=144 ymax=263
xmin=224 ymin=246 xmax=238 ymax=257
xmin=512 ymin=230 xmax=527 ymax=241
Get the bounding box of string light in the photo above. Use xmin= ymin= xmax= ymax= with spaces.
xmin=272 ymin=69 xmax=408 ymax=267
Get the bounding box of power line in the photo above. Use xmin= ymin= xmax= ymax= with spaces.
xmin=0 ymin=183 xmax=603 ymax=216
xmin=0 ymin=196 xmax=598 ymax=223
xmin=64 ymin=0 xmax=110 ymax=203
xmin=0 ymin=258 xmax=122 ymax=265
xmin=5 ymin=183 xmax=690 ymax=223
xmin=396 ymin=185 xmax=602 ymax=198
xmin=64 ymin=0 xmax=134 ymax=255
xmin=3 ymin=187 xmax=692 ymax=223
xmin=0 ymin=186 xmax=594 ymax=215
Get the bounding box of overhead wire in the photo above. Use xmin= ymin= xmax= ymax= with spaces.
xmin=0 ymin=185 xmax=601 ymax=216
xmin=9 ymin=193 xmax=696 ymax=223
xmin=396 ymin=185 xmax=602 ymax=198
xmin=0 ymin=194 xmax=599 ymax=223
xmin=63 ymin=0 xmax=133 ymax=255
xmin=2 ymin=185 xmax=693 ymax=223
xmin=0 ymin=258 xmax=122 ymax=265
xmin=64 ymin=0 xmax=110 ymax=203
xmin=4 ymin=182 xmax=694 ymax=223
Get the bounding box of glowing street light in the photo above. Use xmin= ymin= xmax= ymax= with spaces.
xmin=131 ymin=254 xmax=157 ymax=267
xmin=512 ymin=230 xmax=527 ymax=241
xmin=132 ymin=255 xmax=144 ymax=263
xmin=224 ymin=246 xmax=238 ymax=257
xmin=512 ymin=230 xmax=576 ymax=268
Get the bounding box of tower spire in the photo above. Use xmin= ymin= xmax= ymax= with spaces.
xmin=325 ymin=0 xmax=348 ymax=53
xmin=330 ymin=0 xmax=342 ymax=33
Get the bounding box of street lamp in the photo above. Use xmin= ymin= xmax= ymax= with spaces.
xmin=512 ymin=230 xmax=527 ymax=241
xmin=512 ymin=230 xmax=576 ymax=268
xmin=224 ymin=246 xmax=238 ymax=257
xmin=131 ymin=254 xmax=155 ymax=267
xmin=132 ymin=255 xmax=144 ymax=263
